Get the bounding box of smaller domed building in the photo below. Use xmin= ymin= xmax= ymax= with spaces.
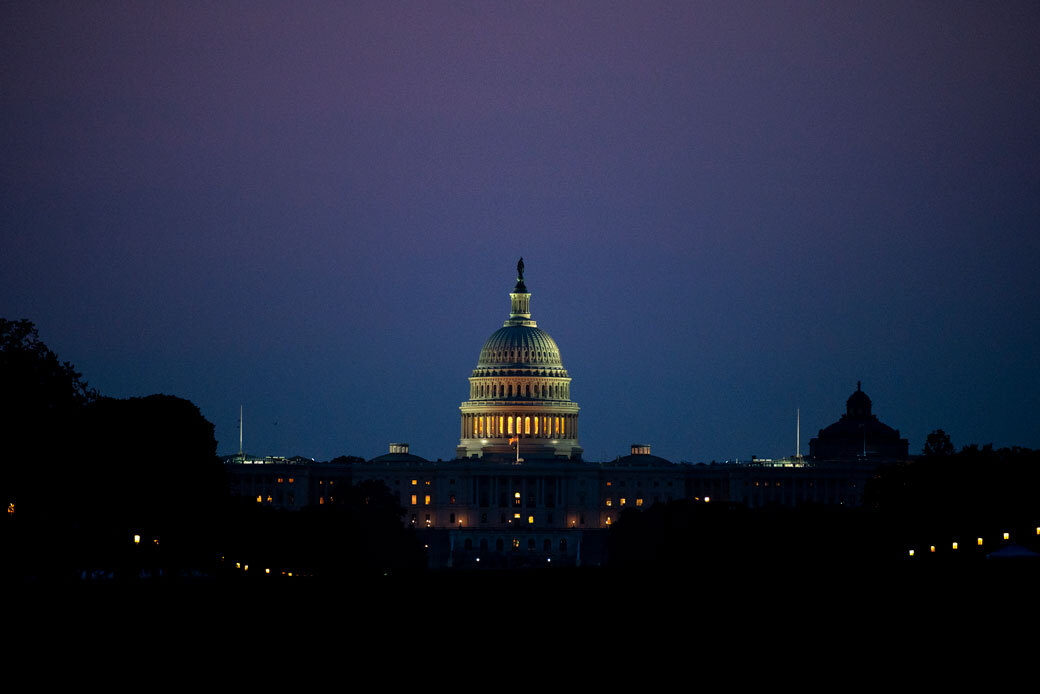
xmin=809 ymin=382 xmax=909 ymax=461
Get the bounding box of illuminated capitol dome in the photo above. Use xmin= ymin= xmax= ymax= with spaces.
xmin=456 ymin=259 xmax=582 ymax=461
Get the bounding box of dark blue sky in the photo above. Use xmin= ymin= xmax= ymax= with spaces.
xmin=3 ymin=2 xmax=1038 ymax=461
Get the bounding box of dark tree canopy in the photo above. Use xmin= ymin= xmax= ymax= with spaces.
xmin=922 ymin=429 xmax=954 ymax=457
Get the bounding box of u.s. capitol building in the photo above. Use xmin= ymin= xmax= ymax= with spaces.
xmin=226 ymin=260 xmax=909 ymax=567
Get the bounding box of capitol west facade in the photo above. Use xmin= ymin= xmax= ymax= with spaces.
xmin=226 ymin=260 xmax=911 ymax=567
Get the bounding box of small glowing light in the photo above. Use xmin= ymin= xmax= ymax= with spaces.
xmin=133 ymin=534 xmax=141 ymax=545
xmin=514 ymin=513 xmax=520 ymax=519
xmin=287 ymin=572 xmax=292 ymax=577
xmin=1004 ymin=532 xmax=1010 ymax=540
xmin=930 ymin=545 xmax=936 ymax=553
xmin=514 ymin=492 xmax=521 ymax=498
xmin=256 ymin=495 xmax=262 ymax=503
xmin=476 ymin=557 xmax=480 ymax=562
xmin=952 ymin=542 xmax=958 ymax=550
xmin=528 ymin=515 xmax=534 ymax=524
xmin=704 ymin=496 xmax=710 ymax=503
xmin=977 ymin=537 xmax=983 ymax=546
xmin=235 ymin=562 xmax=241 ymax=568
xmin=152 ymin=537 xmax=159 ymax=546
xmin=424 ymin=544 xmax=429 ymax=549
xmin=243 ymin=565 xmax=249 ymax=571
xmin=908 ymin=549 xmax=915 ymax=557
xmin=265 ymin=568 xmax=270 ymax=574
xmin=6 ymin=502 xmax=14 ymax=514
xmin=547 ymin=558 xmax=551 ymax=563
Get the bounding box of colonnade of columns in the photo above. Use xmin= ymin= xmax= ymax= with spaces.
xmin=460 ymin=412 xmax=578 ymax=440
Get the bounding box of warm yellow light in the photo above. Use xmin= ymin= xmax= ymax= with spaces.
xmin=424 ymin=494 xmax=431 ymax=505
xmin=411 ymin=494 xmax=417 ymax=505
xmin=605 ymin=498 xmax=612 ymax=507
xmin=908 ymin=549 xmax=915 ymax=557
xmin=605 ymin=516 xmax=612 ymax=525
xmin=256 ymin=495 xmax=262 ymax=503
xmin=133 ymin=534 xmax=141 ymax=545
xmin=288 ymin=477 xmax=294 ymax=483
xmin=265 ymin=568 xmax=270 ymax=574
xmin=1004 ymin=532 xmax=1010 ymax=540
xmin=704 ymin=496 xmax=710 ymax=503
xmin=243 ymin=565 xmax=249 ymax=571
xmin=930 ymin=545 xmax=936 ymax=553
xmin=977 ymin=537 xmax=983 ymax=546
xmin=514 ymin=513 xmax=520 ymax=519
xmin=619 ymin=498 xmax=626 ymax=507
xmin=528 ymin=515 xmax=534 ymax=524
xmin=952 ymin=542 xmax=958 ymax=550
xmin=7 ymin=502 xmax=14 ymax=514
xmin=235 ymin=562 xmax=240 ymax=568
xmin=636 ymin=498 xmax=643 ymax=507
xmin=411 ymin=479 xmax=417 ymax=486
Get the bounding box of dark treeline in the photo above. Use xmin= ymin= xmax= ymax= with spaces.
xmin=1 ymin=319 xmax=422 ymax=583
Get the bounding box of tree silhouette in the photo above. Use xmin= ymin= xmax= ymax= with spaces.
xmin=922 ymin=429 xmax=954 ymax=457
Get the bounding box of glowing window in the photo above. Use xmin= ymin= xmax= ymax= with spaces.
xmin=288 ymin=477 xmax=294 ymax=484
xmin=508 ymin=417 xmax=513 ymax=435
xmin=411 ymin=495 xmax=417 ymax=505
xmin=525 ymin=417 xmax=531 ymax=434
xmin=277 ymin=477 xmax=284 ymax=484
xmin=424 ymin=495 xmax=431 ymax=505
xmin=528 ymin=516 xmax=534 ymax=524
xmin=319 ymin=497 xmax=324 ymax=505
xmin=534 ymin=417 xmax=539 ymax=435
xmin=605 ymin=498 xmax=612 ymax=507
xmin=499 ymin=416 xmax=504 ymax=434
xmin=619 ymin=498 xmax=626 ymax=507
xmin=636 ymin=498 xmax=643 ymax=506
xmin=411 ymin=479 xmax=417 ymax=486
xmin=1004 ymin=532 xmax=1010 ymax=540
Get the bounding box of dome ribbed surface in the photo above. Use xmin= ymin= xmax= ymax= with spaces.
xmin=478 ymin=326 xmax=562 ymax=366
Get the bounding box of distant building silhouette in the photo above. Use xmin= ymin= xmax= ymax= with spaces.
xmin=809 ymin=382 xmax=909 ymax=461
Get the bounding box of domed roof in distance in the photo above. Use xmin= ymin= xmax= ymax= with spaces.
xmin=478 ymin=325 xmax=562 ymax=366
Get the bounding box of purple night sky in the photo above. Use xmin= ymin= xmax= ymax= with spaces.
xmin=2 ymin=2 xmax=1038 ymax=462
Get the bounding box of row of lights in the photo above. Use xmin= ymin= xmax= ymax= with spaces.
xmin=907 ymin=529 xmax=1036 ymax=557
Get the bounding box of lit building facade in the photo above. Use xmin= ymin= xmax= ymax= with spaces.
xmin=224 ymin=262 xmax=911 ymax=567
